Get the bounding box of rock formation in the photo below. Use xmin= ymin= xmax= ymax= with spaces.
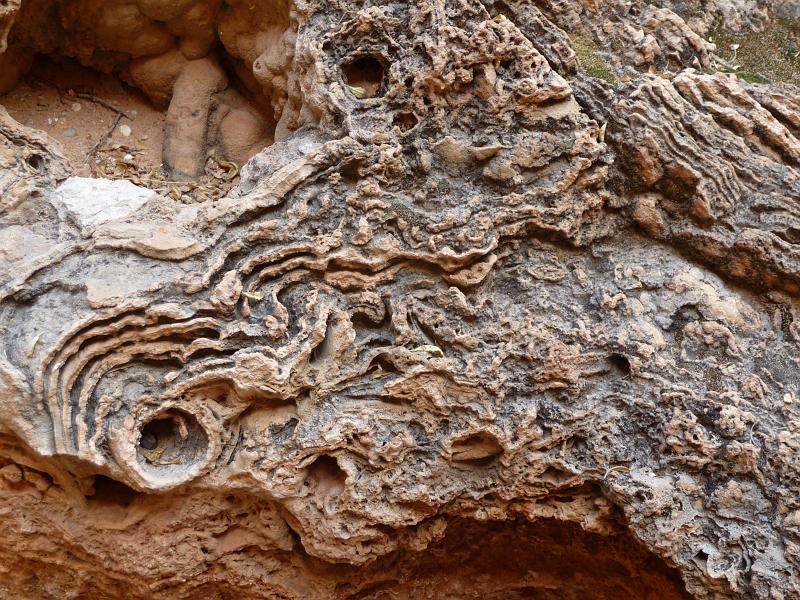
xmin=0 ymin=0 xmax=799 ymax=597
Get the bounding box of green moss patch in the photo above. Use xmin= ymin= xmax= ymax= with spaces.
xmin=570 ymin=33 xmax=617 ymax=84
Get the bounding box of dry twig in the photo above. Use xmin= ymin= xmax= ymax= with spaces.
xmin=72 ymin=91 xmax=131 ymax=119
xmin=85 ymin=112 xmax=123 ymax=164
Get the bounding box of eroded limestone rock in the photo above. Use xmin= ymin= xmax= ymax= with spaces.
xmin=1 ymin=0 xmax=800 ymax=598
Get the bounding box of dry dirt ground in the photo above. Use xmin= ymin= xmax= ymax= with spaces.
xmin=2 ymin=56 xmax=241 ymax=203
xmin=2 ymin=56 xmax=166 ymax=175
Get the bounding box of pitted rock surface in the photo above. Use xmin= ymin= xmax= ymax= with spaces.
xmin=1 ymin=0 xmax=799 ymax=598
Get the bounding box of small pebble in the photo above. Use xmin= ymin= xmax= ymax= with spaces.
xmin=123 ymin=153 xmax=134 ymax=162
xmin=62 ymin=128 xmax=77 ymax=138
xmin=23 ymin=470 xmax=51 ymax=492
xmin=0 ymin=464 xmax=22 ymax=483
xmin=72 ymin=102 xmax=82 ymax=112
xmin=119 ymin=124 xmax=132 ymax=137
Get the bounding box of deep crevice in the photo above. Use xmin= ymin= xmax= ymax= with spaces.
xmin=330 ymin=518 xmax=691 ymax=600
xmin=87 ymin=475 xmax=142 ymax=507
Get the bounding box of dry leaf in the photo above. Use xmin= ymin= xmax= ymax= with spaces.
xmin=410 ymin=344 xmax=444 ymax=358
xmin=24 ymin=333 xmax=41 ymax=358
xmin=347 ymin=85 xmax=367 ymax=99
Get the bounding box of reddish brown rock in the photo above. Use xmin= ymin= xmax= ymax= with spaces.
xmin=1 ymin=0 xmax=800 ymax=598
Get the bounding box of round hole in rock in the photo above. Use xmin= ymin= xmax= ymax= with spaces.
xmin=342 ymin=55 xmax=386 ymax=99
xmin=305 ymin=454 xmax=346 ymax=496
xmin=137 ymin=408 xmax=208 ymax=471
xmin=25 ymin=153 xmax=44 ymax=171
xmin=393 ymin=111 xmax=418 ymax=132
xmin=607 ymin=353 xmax=632 ymax=376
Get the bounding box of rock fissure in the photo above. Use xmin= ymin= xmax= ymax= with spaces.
xmin=1 ymin=0 xmax=800 ymax=598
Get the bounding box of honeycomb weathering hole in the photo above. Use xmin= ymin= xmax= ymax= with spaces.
xmin=342 ymin=55 xmax=386 ymax=99
xmin=607 ymin=352 xmax=632 ymax=376
xmin=305 ymin=454 xmax=347 ymax=496
xmin=393 ymin=111 xmax=418 ymax=132
xmin=450 ymin=431 xmax=504 ymax=467
xmin=136 ymin=408 xmax=209 ymax=473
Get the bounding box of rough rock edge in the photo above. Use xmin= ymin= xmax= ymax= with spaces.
xmin=0 ymin=0 xmax=799 ymax=598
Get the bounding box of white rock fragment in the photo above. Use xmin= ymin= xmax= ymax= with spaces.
xmin=119 ymin=124 xmax=132 ymax=137
xmin=51 ymin=177 xmax=157 ymax=228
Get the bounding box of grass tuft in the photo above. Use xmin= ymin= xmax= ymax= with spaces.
xmin=708 ymin=18 xmax=800 ymax=86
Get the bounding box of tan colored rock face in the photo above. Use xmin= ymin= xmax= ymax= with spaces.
xmin=1 ymin=0 xmax=800 ymax=598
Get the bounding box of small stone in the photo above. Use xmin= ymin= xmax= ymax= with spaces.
xmin=0 ymin=464 xmax=23 ymax=484
xmin=51 ymin=177 xmax=157 ymax=228
xmin=72 ymin=102 xmax=82 ymax=112
xmin=119 ymin=124 xmax=132 ymax=137
xmin=23 ymin=470 xmax=51 ymax=492
xmin=123 ymin=153 xmax=134 ymax=162
xmin=62 ymin=128 xmax=77 ymax=138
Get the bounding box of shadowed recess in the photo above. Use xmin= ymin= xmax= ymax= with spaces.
xmin=332 ymin=518 xmax=691 ymax=600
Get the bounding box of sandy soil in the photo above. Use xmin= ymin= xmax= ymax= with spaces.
xmin=1 ymin=56 xmax=166 ymax=178
xmin=1 ymin=55 xmax=242 ymax=202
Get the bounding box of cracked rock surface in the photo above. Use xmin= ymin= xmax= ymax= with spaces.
xmin=1 ymin=0 xmax=799 ymax=598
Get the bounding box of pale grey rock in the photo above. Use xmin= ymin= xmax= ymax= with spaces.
xmin=0 ymin=0 xmax=799 ymax=599
xmin=52 ymin=177 xmax=157 ymax=229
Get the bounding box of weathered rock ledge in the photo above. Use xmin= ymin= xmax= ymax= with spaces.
xmin=1 ymin=0 xmax=799 ymax=598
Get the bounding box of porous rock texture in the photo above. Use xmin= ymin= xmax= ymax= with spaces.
xmin=1 ymin=0 xmax=800 ymax=598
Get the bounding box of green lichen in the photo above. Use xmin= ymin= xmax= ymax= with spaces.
xmin=734 ymin=71 xmax=771 ymax=84
xmin=570 ymin=33 xmax=617 ymax=84
xmin=707 ymin=18 xmax=800 ymax=86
